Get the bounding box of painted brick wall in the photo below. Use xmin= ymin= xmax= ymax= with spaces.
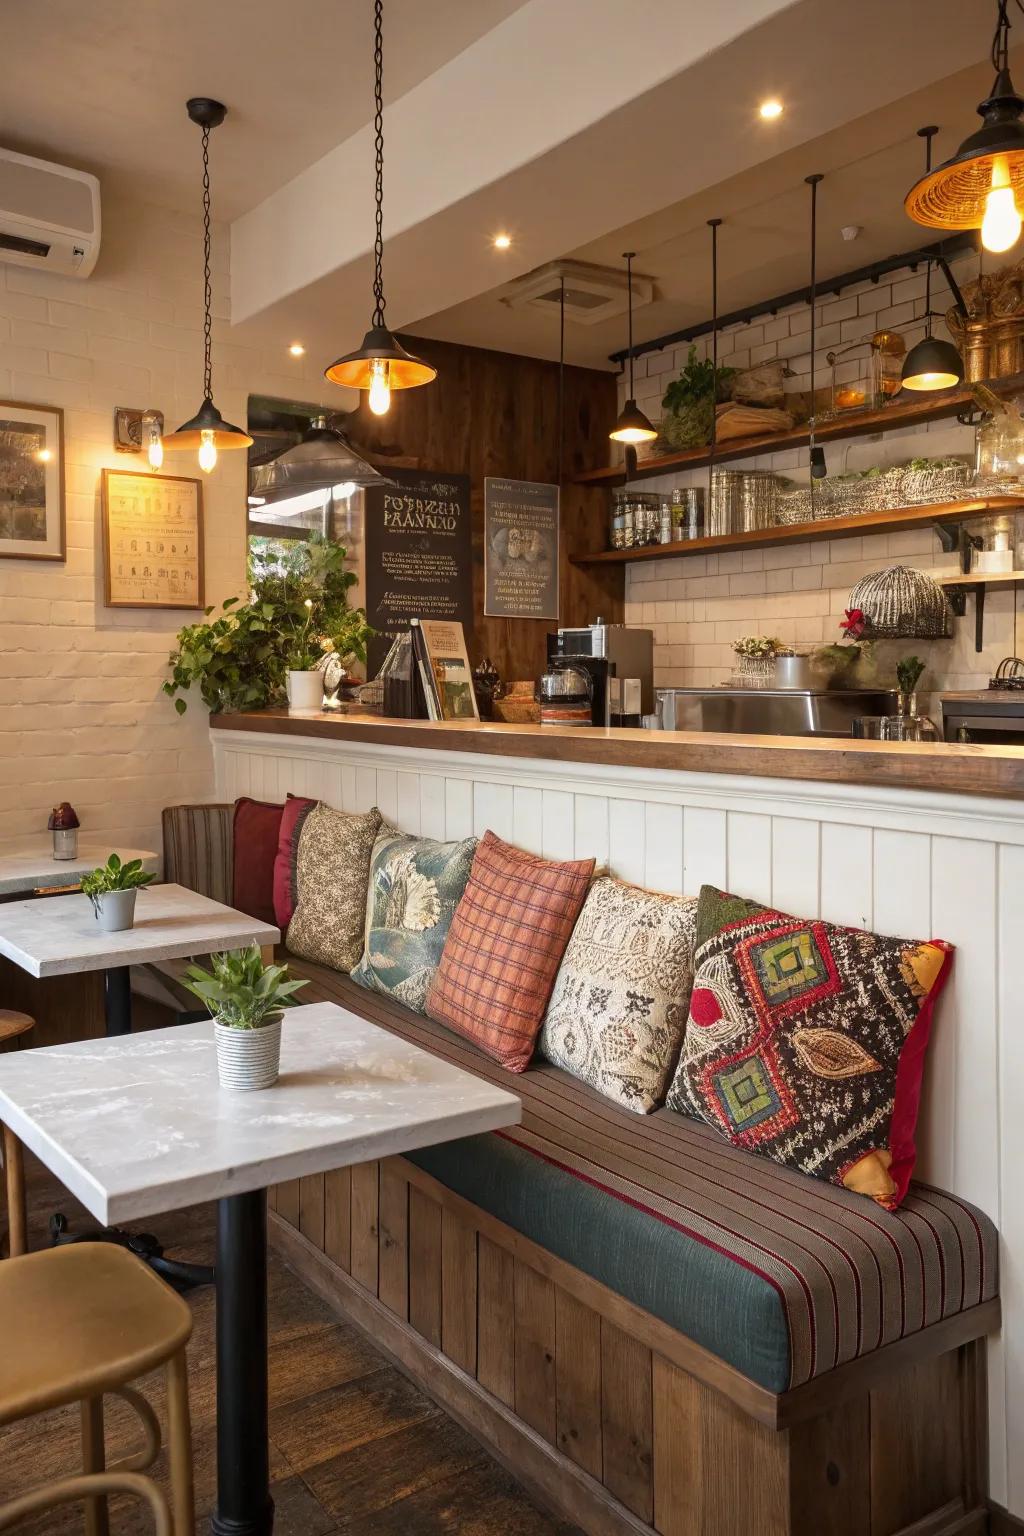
xmin=621 ymin=252 xmax=1022 ymax=710
xmin=0 ymin=194 xmax=343 ymax=853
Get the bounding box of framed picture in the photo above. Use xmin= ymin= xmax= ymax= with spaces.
xmin=101 ymin=468 xmax=204 ymax=609
xmin=0 ymin=400 xmax=65 ymax=561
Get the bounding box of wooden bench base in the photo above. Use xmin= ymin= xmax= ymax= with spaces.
xmin=268 ymin=1156 xmax=994 ymax=1536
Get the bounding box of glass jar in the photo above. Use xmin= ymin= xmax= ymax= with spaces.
xmin=670 ymin=487 xmax=705 ymax=540
xmin=610 ymin=490 xmax=634 ymax=550
xmin=974 ymin=406 xmax=1024 ymax=489
xmin=871 ymin=329 xmax=906 ymax=400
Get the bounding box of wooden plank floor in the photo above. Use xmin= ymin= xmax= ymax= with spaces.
xmin=1 ymin=1157 xmax=583 ymax=1536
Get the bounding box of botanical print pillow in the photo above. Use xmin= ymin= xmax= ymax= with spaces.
xmin=285 ymin=803 xmax=383 ymax=973
xmin=351 ymin=832 xmax=478 ymax=1012
xmin=665 ymin=885 xmax=953 ymax=1209
xmin=540 ymin=877 xmax=698 ymax=1113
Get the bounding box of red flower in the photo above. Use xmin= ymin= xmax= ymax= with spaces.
xmin=840 ymin=607 xmax=865 ymax=640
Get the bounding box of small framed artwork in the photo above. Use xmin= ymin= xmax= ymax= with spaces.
xmin=0 ymin=400 xmax=65 ymax=561
xmin=101 ymin=468 xmax=204 ymax=609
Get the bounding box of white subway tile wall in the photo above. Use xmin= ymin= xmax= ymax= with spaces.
xmin=0 ymin=196 xmax=346 ymax=852
xmin=621 ymin=253 xmax=1021 ymax=704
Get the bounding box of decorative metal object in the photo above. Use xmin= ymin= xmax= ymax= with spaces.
xmin=325 ymin=0 xmax=436 ymax=411
xmin=249 ymin=416 xmax=391 ymax=503
xmin=848 ymin=565 xmax=954 ymax=639
xmin=901 ymin=459 xmax=973 ymax=503
xmin=164 ymin=99 xmax=252 ymax=471
xmin=902 ymin=129 xmax=966 ymax=392
xmin=609 ymin=252 xmax=657 ymax=451
xmin=946 ymin=254 xmax=1024 ymax=379
xmin=113 ymin=407 xmax=164 ymax=456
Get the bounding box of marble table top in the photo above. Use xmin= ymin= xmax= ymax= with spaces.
xmin=0 ymin=1003 xmax=522 ymax=1223
xmin=0 ymin=883 xmax=279 ymax=978
xmin=0 ymin=842 xmax=159 ymax=897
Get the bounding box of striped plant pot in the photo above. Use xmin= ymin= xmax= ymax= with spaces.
xmin=214 ymin=1017 xmax=283 ymax=1092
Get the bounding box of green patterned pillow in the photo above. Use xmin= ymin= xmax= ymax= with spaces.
xmin=352 ymin=832 xmax=478 ymax=1012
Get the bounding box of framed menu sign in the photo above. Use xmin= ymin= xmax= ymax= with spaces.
xmin=483 ymin=476 xmax=559 ymax=620
xmin=363 ymin=469 xmax=472 ymax=674
xmin=101 ymin=469 xmax=204 ymax=609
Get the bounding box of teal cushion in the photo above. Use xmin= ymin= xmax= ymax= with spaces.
xmin=406 ymin=1130 xmax=791 ymax=1391
xmin=351 ymin=832 xmax=477 ymax=1013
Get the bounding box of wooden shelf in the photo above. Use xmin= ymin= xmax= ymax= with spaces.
xmin=570 ymin=496 xmax=1024 ymax=568
xmin=574 ymin=372 xmax=1024 ymax=487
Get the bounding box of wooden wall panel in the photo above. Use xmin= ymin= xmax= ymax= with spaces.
xmin=869 ymin=1353 xmax=964 ymax=1534
xmin=514 ymin=1261 xmax=557 ymax=1443
xmin=601 ymin=1319 xmax=654 ymax=1522
xmin=408 ymin=1185 xmax=443 ymax=1347
xmin=441 ymin=1208 xmax=478 ymax=1375
xmin=555 ymin=1289 xmax=603 ymax=1479
xmin=477 ymin=1235 xmax=515 ymax=1408
xmin=377 ymin=1160 xmax=409 ymax=1319
xmin=324 ymin=1167 xmax=351 ymax=1272
xmin=275 ymin=1179 xmax=301 ymax=1230
xmin=350 ymin=1161 xmax=380 ymax=1295
xmin=298 ymin=1173 xmax=325 ymax=1250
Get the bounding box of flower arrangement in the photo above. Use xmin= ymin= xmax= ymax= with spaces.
xmin=732 ymin=635 xmax=784 ymax=657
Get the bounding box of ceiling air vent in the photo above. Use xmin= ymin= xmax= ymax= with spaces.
xmin=501 ymin=259 xmax=653 ymax=326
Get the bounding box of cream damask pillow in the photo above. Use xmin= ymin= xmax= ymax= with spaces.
xmin=286 ymin=803 xmax=384 ymax=973
xmin=539 ymin=876 xmax=698 ymax=1113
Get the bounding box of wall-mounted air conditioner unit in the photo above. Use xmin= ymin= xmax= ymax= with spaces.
xmin=0 ymin=148 xmax=100 ymax=278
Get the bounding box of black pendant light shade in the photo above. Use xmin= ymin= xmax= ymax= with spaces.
xmin=250 ymin=417 xmax=393 ymax=502
xmin=165 ymin=98 xmax=252 ymax=467
xmin=901 ymin=128 xmax=965 ymax=392
xmin=905 ymin=2 xmax=1024 ymax=252
xmin=325 ymin=0 xmax=435 ymax=410
xmin=610 ymin=252 xmax=657 ymax=445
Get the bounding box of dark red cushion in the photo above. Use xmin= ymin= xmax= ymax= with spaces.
xmin=272 ymin=794 xmax=318 ymax=929
xmin=232 ymin=797 xmax=284 ymax=927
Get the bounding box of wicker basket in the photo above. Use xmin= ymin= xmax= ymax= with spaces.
xmin=848 ymin=565 xmax=953 ymax=639
xmin=493 ymin=682 xmax=541 ymax=724
xmin=900 ymin=461 xmax=972 ymax=505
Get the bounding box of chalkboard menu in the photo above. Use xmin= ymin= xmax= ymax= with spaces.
xmin=483 ymin=476 xmax=559 ymax=620
xmin=363 ymin=469 xmax=473 ymax=675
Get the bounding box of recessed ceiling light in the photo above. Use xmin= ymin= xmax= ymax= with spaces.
xmin=289 ymin=342 xmax=305 ymax=356
xmin=493 ymin=233 xmax=512 ymax=250
xmin=759 ymin=99 xmax=783 ymax=120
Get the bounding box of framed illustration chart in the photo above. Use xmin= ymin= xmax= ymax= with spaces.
xmin=101 ymin=468 xmax=204 ymax=609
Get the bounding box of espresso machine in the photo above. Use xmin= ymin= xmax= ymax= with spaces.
xmin=547 ymin=621 xmax=654 ymax=727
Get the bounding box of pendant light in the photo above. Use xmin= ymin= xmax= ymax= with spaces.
xmin=905 ymin=1 xmax=1024 ymax=254
xmin=707 ymin=217 xmax=722 ymax=516
xmin=325 ymin=0 xmax=436 ymax=412
xmin=902 ymin=128 xmax=966 ymax=392
xmin=609 ymin=252 xmax=657 ymax=449
xmin=806 ymin=174 xmax=827 ymax=479
xmin=249 ymin=416 xmax=394 ymax=504
xmin=164 ymin=99 xmax=252 ymax=472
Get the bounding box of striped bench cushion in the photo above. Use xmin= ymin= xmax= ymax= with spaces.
xmin=290 ymin=959 xmax=998 ymax=1393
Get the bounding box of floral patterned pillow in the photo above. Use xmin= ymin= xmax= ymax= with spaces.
xmin=665 ymin=885 xmax=953 ymax=1208
xmin=285 ymin=803 xmax=384 ymax=973
xmin=539 ymin=877 xmax=698 ymax=1113
xmin=351 ymin=832 xmax=478 ymax=1012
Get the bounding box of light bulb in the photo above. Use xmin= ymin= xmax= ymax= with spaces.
xmin=610 ymin=425 xmax=655 ymax=444
xmin=981 ymin=157 xmax=1022 ymax=253
xmin=368 ymin=358 xmax=391 ymax=416
xmin=198 ymin=429 xmax=217 ymax=473
xmin=147 ymin=431 xmax=164 ymax=470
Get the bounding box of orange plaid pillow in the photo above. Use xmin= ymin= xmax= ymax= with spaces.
xmin=426 ymin=830 xmax=595 ymax=1073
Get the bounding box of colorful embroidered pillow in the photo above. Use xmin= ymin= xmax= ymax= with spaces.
xmin=272 ymin=794 xmax=317 ymax=929
xmin=539 ymin=877 xmax=698 ymax=1113
xmin=232 ymin=797 xmax=284 ymax=927
xmin=426 ymin=830 xmax=595 ymax=1073
xmin=665 ymin=885 xmax=953 ymax=1209
xmin=285 ymin=803 xmax=383 ymax=973
xmin=351 ymin=831 xmax=478 ymax=1012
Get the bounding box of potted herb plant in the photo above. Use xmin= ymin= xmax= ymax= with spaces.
xmin=182 ymin=943 xmax=308 ymax=1091
xmin=286 ymin=598 xmax=325 ymax=712
xmin=80 ymin=855 xmax=156 ymax=933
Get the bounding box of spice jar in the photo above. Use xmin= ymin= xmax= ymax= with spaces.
xmin=670 ymin=487 xmax=705 ymax=540
xmin=610 ymin=490 xmax=634 ymax=550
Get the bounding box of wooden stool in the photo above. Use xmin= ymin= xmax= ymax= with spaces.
xmin=0 ymin=1242 xmax=194 ymax=1535
xmin=0 ymin=1010 xmax=33 ymax=1259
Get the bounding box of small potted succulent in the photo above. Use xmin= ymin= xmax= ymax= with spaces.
xmin=286 ymin=599 xmax=325 ymax=713
xmin=181 ymin=943 xmax=307 ymax=1091
xmin=80 ymin=854 xmax=156 ymax=933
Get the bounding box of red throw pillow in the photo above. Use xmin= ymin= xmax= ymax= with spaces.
xmin=232 ymin=797 xmax=284 ymax=927
xmin=272 ymin=794 xmax=318 ymax=929
xmin=426 ymin=830 xmax=595 ymax=1073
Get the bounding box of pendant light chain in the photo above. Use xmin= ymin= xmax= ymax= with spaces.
xmin=624 ymin=253 xmax=636 ymax=398
xmin=558 ymin=274 xmax=565 ymax=488
xmin=707 ymin=219 xmax=721 ymax=514
xmin=372 ymin=0 xmax=386 ymax=329
xmin=201 ymin=122 xmax=213 ymax=402
xmin=922 ymin=128 xmax=935 ymax=331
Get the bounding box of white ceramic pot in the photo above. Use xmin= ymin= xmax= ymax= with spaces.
xmin=93 ymin=889 xmax=137 ymax=933
xmin=286 ymin=670 xmax=324 ymax=713
xmin=214 ymin=1017 xmax=283 ymax=1092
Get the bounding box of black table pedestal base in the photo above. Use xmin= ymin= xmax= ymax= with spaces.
xmin=211 ymin=1188 xmax=274 ymax=1536
xmin=104 ymin=964 xmax=132 ymax=1037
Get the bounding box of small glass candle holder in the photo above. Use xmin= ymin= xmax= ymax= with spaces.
xmin=48 ymin=802 xmax=80 ymax=861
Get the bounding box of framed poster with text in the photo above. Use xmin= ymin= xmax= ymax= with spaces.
xmin=363 ymin=468 xmax=473 ymax=674
xmin=101 ymin=468 xmax=204 ymax=609
xmin=483 ymin=476 xmax=559 ymax=620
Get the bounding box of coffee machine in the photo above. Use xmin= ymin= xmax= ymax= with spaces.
xmin=547 ymin=621 xmax=654 ymax=727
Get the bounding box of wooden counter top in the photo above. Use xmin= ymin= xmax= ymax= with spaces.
xmin=210 ymin=710 xmax=1024 ymax=800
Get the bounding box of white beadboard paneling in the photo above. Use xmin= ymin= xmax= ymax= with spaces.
xmin=354 ymin=766 xmax=377 ymax=814
xmin=541 ymin=790 xmax=575 ymax=862
xmin=770 ymin=816 xmax=819 ymax=916
xmin=872 ymin=829 xmax=930 ymax=938
xmin=682 ymin=806 xmax=727 ymax=893
xmin=474 ymin=781 xmax=514 ymax=843
xmin=444 ymin=777 xmax=473 ymax=841
xmin=644 ymin=801 xmax=683 ymax=895
xmin=727 ymin=811 xmax=772 ymax=903
xmin=419 ymin=775 xmax=446 ymax=841
xmin=513 ymin=787 xmax=544 ymax=856
xmin=999 ymin=845 xmax=1024 ymax=1513
xmin=574 ymin=795 xmax=609 ymax=873
xmin=819 ymin=822 xmax=872 ymax=929
xmin=608 ymin=799 xmax=646 ymax=886
xmin=376 ymin=767 xmax=398 ymax=826
xmin=340 ymin=764 xmax=357 ymax=812
xmin=396 ymin=772 xmax=421 ymax=836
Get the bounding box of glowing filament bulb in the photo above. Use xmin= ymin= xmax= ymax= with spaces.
xmin=981 ymin=157 xmax=1022 ymax=253
xmin=368 ymin=357 xmax=391 ymax=416
xmin=198 ymin=429 xmax=217 ymax=473
xmin=147 ymin=430 xmax=164 ymax=470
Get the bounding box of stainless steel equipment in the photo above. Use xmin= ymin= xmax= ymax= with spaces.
xmin=549 ymin=622 xmax=654 ymax=726
xmin=659 ymin=687 xmax=897 ymax=737
xmin=536 ymin=661 xmax=593 ymax=727
xmin=941 ymin=690 xmax=1024 ymax=744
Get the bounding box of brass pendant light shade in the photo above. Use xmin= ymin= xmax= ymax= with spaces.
xmin=609 ymin=252 xmax=657 ymax=446
xmin=901 ymin=128 xmax=965 ymax=392
xmin=905 ymin=1 xmax=1024 ymax=253
xmin=325 ymin=0 xmax=436 ymax=411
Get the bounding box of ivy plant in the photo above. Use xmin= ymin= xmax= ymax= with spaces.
xmin=164 ymin=534 xmax=372 ymax=715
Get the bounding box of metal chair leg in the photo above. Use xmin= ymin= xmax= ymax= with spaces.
xmin=165 ymin=1349 xmax=195 ymax=1536
xmin=80 ymin=1396 xmax=110 ymax=1536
